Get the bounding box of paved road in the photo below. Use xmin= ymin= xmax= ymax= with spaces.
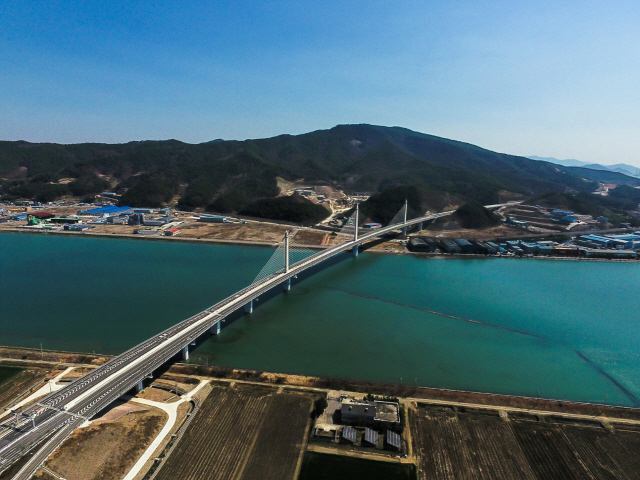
xmin=0 ymin=205 xmax=516 ymax=478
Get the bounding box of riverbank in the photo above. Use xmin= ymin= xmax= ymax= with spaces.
xmin=2 ymin=346 xmax=639 ymax=422
xmin=2 ymin=227 xmax=638 ymax=263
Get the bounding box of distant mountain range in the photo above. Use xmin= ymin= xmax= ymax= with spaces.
xmin=2 ymin=125 xmax=640 ymax=213
xmin=528 ymin=156 xmax=640 ymax=178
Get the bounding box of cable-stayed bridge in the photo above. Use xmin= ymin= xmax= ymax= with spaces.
xmin=0 ymin=201 xmax=512 ymax=479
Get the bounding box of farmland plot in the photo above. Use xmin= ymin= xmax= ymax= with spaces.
xmin=240 ymin=393 xmax=312 ymax=480
xmin=456 ymin=413 xmax=537 ymax=480
xmin=155 ymin=386 xmax=312 ymax=480
xmin=410 ymin=408 xmax=477 ymax=480
xmin=562 ymin=425 xmax=640 ymax=480
xmin=509 ymin=421 xmax=593 ymax=480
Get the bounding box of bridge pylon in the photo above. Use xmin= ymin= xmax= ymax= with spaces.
xmin=402 ymin=199 xmax=408 ymax=236
xmin=352 ymin=202 xmax=360 ymax=256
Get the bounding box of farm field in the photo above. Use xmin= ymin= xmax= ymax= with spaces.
xmin=0 ymin=366 xmax=47 ymax=408
xmin=298 ymin=452 xmax=417 ymax=480
xmin=411 ymin=403 xmax=640 ymax=480
xmin=154 ymin=385 xmax=313 ymax=480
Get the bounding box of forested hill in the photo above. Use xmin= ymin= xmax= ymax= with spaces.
xmin=0 ymin=124 xmax=609 ymax=210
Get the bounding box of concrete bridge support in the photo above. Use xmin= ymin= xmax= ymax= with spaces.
xmin=136 ymin=381 xmax=144 ymax=392
xmin=283 ymin=278 xmax=291 ymax=291
xmin=182 ymin=345 xmax=189 ymax=360
xmin=211 ymin=320 xmax=222 ymax=335
xmin=352 ymin=244 xmax=359 ymax=257
xmin=417 ymin=221 xmax=424 ymax=232
xmin=244 ymin=300 xmax=253 ymax=314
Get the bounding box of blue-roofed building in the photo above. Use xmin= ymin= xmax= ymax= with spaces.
xmin=520 ymin=242 xmax=539 ymax=254
xmin=77 ymin=206 xmax=133 ymax=216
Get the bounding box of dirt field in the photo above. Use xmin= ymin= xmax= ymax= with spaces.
xmin=410 ymin=404 xmax=640 ymax=480
xmin=0 ymin=366 xmax=48 ymax=408
xmin=154 ymin=384 xmax=313 ymax=480
xmin=33 ymin=406 xmax=167 ymax=480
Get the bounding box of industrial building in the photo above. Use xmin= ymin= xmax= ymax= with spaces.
xmin=198 ymin=215 xmax=229 ymax=223
xmin=143 ymin=216 xmax=174 ymax=226
xmin=454 ymin=238 xmax=476 ymax=253
xmin=437 ymin=238 xmax=462 ymax=253
xmin=408 ymin=237 xmax=436 ymax=252
xmin=165 ymin=228 xmax=181 ymax=236
xmin=341 ymin=400 xmax=400 ymax=425
xmin=77 ymin=206 xmax=133 ymax=216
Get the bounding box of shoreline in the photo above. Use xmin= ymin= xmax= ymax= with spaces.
xmin=1 ymin=227 xmax=638 ymax=262
xmin=1 ymin=345 xmax=639 ymax=420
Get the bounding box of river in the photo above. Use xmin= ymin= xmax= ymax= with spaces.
xmin=1 ymin=232 xmax=639 ymax=406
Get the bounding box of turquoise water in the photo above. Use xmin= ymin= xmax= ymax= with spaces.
xmin=1 ymin=232 xmax=639 ymax=406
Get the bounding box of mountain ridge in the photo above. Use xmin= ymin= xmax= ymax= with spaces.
xmin=1 ymin=124 xmax=630 ymax=210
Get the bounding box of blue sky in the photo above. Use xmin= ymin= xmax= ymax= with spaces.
xmin=1 ymin=1 xmax=639 ymax=165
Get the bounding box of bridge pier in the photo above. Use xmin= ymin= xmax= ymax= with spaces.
xmin=417 ymin=221 xmax=423 ymax=232
xmin=182 ymin=345 xmax=189 ymax=360
xmin=352 ymin=244 xmax=359 ymax=257
xmin=283 ymin=278 xmax=291 ymax=291
xmin=211 ymin=320 xmax=222 ymax=335
xmin=244 ymin=300 xmax=253 ymax=314
xmin=402 ymin=227 xmax=407 ymax=236
xmin=136 ymin=380 xmax=144 ymax=392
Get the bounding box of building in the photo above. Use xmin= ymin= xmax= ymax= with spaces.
xmin=198 ymin=215 xmax=229 ymax=223
xmin=408 ymin=237 xmax=435 ymax=252
xmin=584 ymin=249 xmax=636 ymax=259
xmin=106 ymin=216 xmax=128 ymax=225
xmin=454 ymin=239 xmax=476 ymax=253
xmin=437 ymin=238 xmax=462 ymax=253
xmin=165 ymin=228 xmax=181 ymax=236
xmin=143 ymin=216 xmax=174 ymax=226
xmin=294 ymin=189 xmax=315 ymax=196
xmin=128 ymin=213 xmax=144 ymax=225
xmin=134 ymin=208 xmax=155 ymax=214
xmin=519 ymin=242 xmax=539 ymax=254
xmin=49 ymin=217 xmax=82 ymax=224
xmin=341 ymin=400 xmax=400 ymax=425
xmin=341 ymin=402 xmax=376 ymax=422
xmin=77 ymin=206 xmax=133 ymax=216
xmin=363 ymin=223 xmax=382 ymax=229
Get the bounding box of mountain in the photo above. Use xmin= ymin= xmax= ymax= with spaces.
xmin=0 ymin=125 xmax=602 ymax=210
xmin=527 ymin=156 xmax=590 ymax=168
xmin=528 ymin=156 xmax=640 ymax=178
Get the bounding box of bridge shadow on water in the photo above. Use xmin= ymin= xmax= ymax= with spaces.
xmin=179 ymin=234 xmax=405 ymax=362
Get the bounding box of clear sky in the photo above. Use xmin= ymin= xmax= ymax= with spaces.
xmin=1 ymin=1 xmax=639 ymax=166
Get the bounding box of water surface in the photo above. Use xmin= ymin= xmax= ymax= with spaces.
xmin=1 ymin=232 xmax=639 ymax=406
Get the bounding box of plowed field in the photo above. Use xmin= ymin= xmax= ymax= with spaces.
xmin=411 ymin=404 xmax=640 ymax=480
xmin=155 ymin=385 xmax=312 ymax=480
